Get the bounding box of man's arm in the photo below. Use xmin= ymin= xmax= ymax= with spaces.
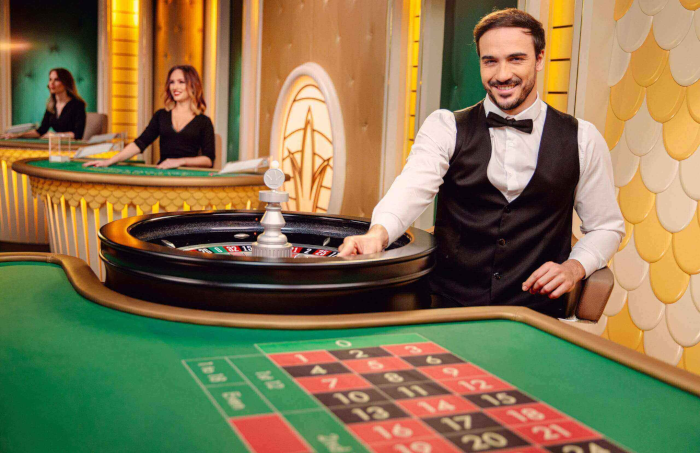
xmin=339 ymin=110 xmax=456 ymax=256
xmin=523 ymin=120 xmax=625 ymax=298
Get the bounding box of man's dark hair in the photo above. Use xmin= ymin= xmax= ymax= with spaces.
xmin=473 ymin=8 xmax=546 ymax=57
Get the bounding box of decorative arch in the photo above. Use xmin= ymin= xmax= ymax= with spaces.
xmin=269 ymin=63 xmax=346 ymax=214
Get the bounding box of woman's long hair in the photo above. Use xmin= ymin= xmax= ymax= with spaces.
xmin=46 ymin=68 xmax=86 ymax=114
xmin=162 ymin=65 xmax=206 ymax=115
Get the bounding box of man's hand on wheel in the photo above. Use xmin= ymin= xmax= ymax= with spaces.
xmin=522 ymin=259 xmax=585 ymax=299
xmin=338 ymin=225 xmax=390 ymax=257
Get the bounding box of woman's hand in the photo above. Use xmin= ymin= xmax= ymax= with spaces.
xmin=83 ymin=159 xmax=114 ymax=168
xmin=1 ymin=133 xmax=18 ymax=139
xmin=156 ymin=158 xmax=185 ymax=169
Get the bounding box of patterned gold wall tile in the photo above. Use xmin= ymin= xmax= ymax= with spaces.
xmin=640 ymin=137 xmax=679 ymax=193
xmin=604 ymin=103 xmax=626 ymax=149
xmin=653 ymin=0 xmax=695 ymax=50
xmin=613 ymin=231 xmax=650 ymax=290
xmin=679 ymin=147 xmax=700 ymax=199
xmin=639 ymin=0 xmax=671 ymax=15
xmin=609 ymin=34 xmax=632 ymax=87
xmin=650 ymin=246 xmax=691 ymax=303
xmin=625 ymin=98 xmax=662 ymax=156
xmin=643 ymin=310 xmax=684 ymax=364
xmin=679 ymin=0 xmax=700 ymax=9
xmin=606 ymin=264 xmax=629 ymax=316
xmin=662 ymin=97 xmax=700 ymax=160
xmin=610 ymin=69 xmax=646 ymax=120
xmin=666 ymin=288 xmax=700 ymax=346
xmin=607 ymin=302 xmax=644 ymax=349
xmin=628 ymin=274 xmax=666 ymax=329
xmin=611 ymin=137 xmax=640 ymax=187
xmin=669 ymin=25 xmax=700 ymax=86
xmin=616 ymin=1 xmax=653 ymax=52
xmin=631 ymin=27 xmax=669 ymax=87
xmin=615 ymin=0 xmax=635 ymax=20
xmin=634 ymin=203 xmax=672 ymax=262
xmin=646 ymin=63 xmax=686 ymax=122
xmin=672 ymin=211 xmax=700 ymax=274
xmin=619 ymin=169 xmax=655 ymax=223
xmin=684 ymin=341 xmax=700 ymax=374
xmin=656 ymin=174 xmax=698 ymax=232
xmin=687 ymin=79 xmax=700 ymax=122
xmin=619 ymin=218 xmax=634 ymax=250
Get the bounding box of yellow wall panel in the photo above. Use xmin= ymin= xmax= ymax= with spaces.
xmin=111 ymin=111 xmax=137 ymax=124
xmin=663 ymin=97 xmax=700 ymax=160
xmin=630 ymin=29 xmax=669 ymax=87
xmin=552 ymin=0 xmax=576 ymax=26
xmin=112 ymin=97 xmax=138 ymax=111
xmin=679 ymin=0 xmax=700 ymax=10
xmin=650 ymin=248 xmax=691 ymax=303
xmin=546 ymin=61 xmax=571 ymax=93
xmin=112 ymin=83 xmax=137 ymax=97
xmin=113 ymin=27 xmax=138 ymax=41
xmin=112 ymin=40 xmax=138 ymax=55
xmin=545 ymin=94 xmax=568 ymax=112
xmin=634 ymin=205 xmax=672 ymax=263
xmin=646 ymin=63 xmax=686 ymax=123
xmin=673 ymin=211 xmax=700 ymax=274
xmin=112 ymin=55 xmax=138 ymax=68
xmin=684 ymin=342 xmax=700 ymax=374
xmin=604 ymin=103 xmax=625 ymax=149
xmin=607 ymin=303 xmax=644 ymax=350
xmin=112 ymin=13 xmax=138 ymax=27
xmin=550 ymin=28 xmax=574 ymax=60
xmin=112 ymin=68 xmax=138 ymax=83
xmin=687 ymin=79 xmax=700 ymax=123
xmin=610 ymin=69 xmax=646 ymax=121
xmin=619 ymin=170 xmax=655 ymax=224
xmin=613 ymin=0 xmax=634 ymax=21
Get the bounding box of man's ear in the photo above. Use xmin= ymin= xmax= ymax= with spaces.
xmin=535 ymin=50 xmax=545 ymax=72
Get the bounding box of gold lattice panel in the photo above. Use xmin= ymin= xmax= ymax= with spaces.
xmin=598 ymin=0 xmax=700 ymax=373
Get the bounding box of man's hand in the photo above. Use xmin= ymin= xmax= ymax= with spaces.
xmin=522 ymin=259 xmax=585 ymax=299
xmin=338 ymin=225 xmax=390 ymax=257
xmin=156 ymin=158 xmax=185 ymax=169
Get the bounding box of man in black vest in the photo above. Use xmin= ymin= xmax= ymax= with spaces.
xmin=338 ymin=9 xmax=625 ymax=317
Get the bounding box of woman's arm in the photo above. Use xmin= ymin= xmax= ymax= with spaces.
xmin=35 ymin=110 xmax=51 ymax=136
xmin=1 ymin=129 xmax=40 ymax=139
xmin=83 ymin=142 xmax=141 ymax=167
xmin=156 ymin=155 xmax=212 ymax=169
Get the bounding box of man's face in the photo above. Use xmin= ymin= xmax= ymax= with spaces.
xmin=478 ymin=27 xmax=544 ymax=115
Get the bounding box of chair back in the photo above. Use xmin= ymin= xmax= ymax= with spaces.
xmin=83 ymin=113 xmax=108 ymax=141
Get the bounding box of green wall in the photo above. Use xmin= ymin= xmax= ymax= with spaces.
xmin=227 ymin=0 xmax=244 ymax=162
xmin=10 ymin=0 xmax=98 ymax=125
xmin=440 ymin=0 xmax=518 ymax=111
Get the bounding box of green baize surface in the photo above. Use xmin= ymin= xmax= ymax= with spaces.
xmin=0 ymin=262 xmax=698 ymax=453
xmin=27 ymin=159 xmax=243 ymax=177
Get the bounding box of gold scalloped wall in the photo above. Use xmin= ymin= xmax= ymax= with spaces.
xmin=601 ymin=0 xmax=700 ymax=373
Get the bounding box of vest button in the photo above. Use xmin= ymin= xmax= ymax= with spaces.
xmin=504 ymin=206 xmax=511 ymax=213
xmin=498 ymin=238 xmax=506 ymax=246
xmin=493 ymin=272 xmax=501 ymax=280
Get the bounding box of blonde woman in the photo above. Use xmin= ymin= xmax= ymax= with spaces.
xmin=2 ymin=68 xmax=87 ymax=139
xmin=85 ymin=65 xmax=214 ymax=169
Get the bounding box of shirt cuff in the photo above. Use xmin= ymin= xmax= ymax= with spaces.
xmin=370 ymin=212 xmax=406 ymax=247
xmin=568 ymin=247 xmax=601 ymax=279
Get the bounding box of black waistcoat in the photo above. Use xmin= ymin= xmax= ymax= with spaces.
xmin=430 ymin=101 xmax=580 ymax=316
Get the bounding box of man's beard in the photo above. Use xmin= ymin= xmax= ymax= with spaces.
xmin=486 ymin=75 xmax=536 ymax=112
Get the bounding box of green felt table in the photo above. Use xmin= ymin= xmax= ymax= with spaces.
xmin=27 ymin=159 xmax=238 ymax=177
xmin=1 ymin=259 xmax=699 ymax=453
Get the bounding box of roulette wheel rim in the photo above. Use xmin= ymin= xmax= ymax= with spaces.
xmin=99 ymin=210 xmax=437 ymax=314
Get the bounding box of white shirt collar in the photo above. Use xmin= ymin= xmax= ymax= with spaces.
xmin=484 ymin=92 xmax=544 ymax=121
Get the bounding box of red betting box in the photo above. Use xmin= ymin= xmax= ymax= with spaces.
xmin=486 ymin=403 xmax=567 ymax=427
xmin=396 ymin=395 xmax=478 ymax=417
xmin=418 ymin=363 xmax=487 ymax=381
xmin=440 ymin=374 xmax=514 ymax=395
xmin=267 ymin=350 xmax=338 ymax=367
xmin=348 ymin=419 xmax=434 ymax=444
xmin=382 ymin=342 xmax=448 ymax=356
xmin=294 ymin=373 xmax=372 ymax=393
xmin=343 ymin=357 xmax=413 ymax=374
xmin=230 ymin=414 xmax=310 ymax=453
xmin=512 ymin=420 xmax=598 ymax=446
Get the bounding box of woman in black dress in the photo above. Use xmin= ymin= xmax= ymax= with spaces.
xmin=84 ymin=65 xmax=214 ymax=169
xmin=1 ymin=68 xmax=87 ymax=140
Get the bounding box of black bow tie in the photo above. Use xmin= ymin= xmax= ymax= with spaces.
xmin=486 ymin=112 xmax=534 ymax=134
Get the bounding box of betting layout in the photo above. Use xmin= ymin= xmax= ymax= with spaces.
xmin=183 ymin=334 xmax=631 ymax=453
xmin=181 ymin=243 xmax=339 ymax=258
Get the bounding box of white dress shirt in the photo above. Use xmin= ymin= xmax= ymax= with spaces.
xmin=372 ymin=95 xmax=625 ymax=278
